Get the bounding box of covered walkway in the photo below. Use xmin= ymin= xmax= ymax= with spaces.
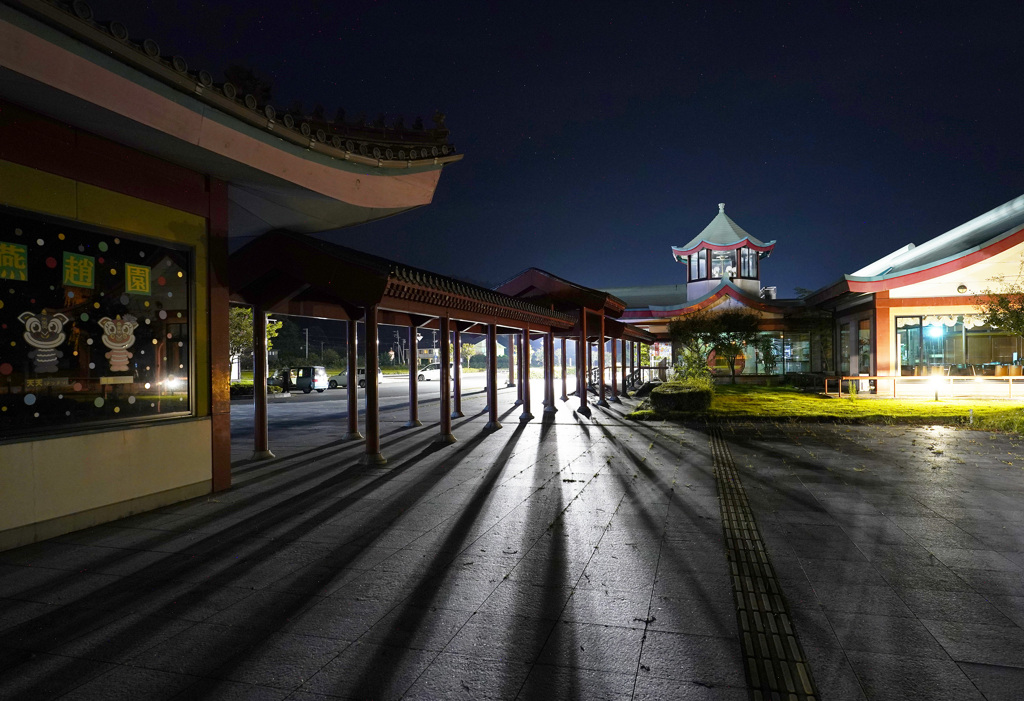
xmin=230 ymin=232 xmax=654 ymax=465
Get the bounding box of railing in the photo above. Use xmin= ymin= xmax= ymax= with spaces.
xmin=825 ymin=375 xmax=1022 ymax=399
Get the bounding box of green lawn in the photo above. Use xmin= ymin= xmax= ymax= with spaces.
xmin=630 ymin=384 xmax=1024 ymax=434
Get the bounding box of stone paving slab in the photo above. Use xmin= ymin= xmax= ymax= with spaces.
xmin=0 ymin=388 xmax=742 ymax=700
xmin=2 ymin=386 xmax=1023 ymax=699
xmin=723 ymin=421 xmax=1024 ymax=700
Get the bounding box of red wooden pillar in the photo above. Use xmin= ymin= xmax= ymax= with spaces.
xmin=363 ymin=305 xmax=385 ymax=465
xmin=486 ymin=324 xmax=502 ymax=430
xmin=597 ymin=313 xmax=609 ymax=407
xmin=520 ymin=324 xmax=533 ymax=421
xmin=208 ymin=178 xmax=231 ymax=490
xmin=252 ymin=305 xmax=274 ymax=460
xmin=438 ymin=316 xmax=456 ymax=443
xmin=578 ymin=308 xmax=591 ymax=417
xmin=452 ymin=324 xmax=464 ymax=418
xmin=514 ymin=333 xmax=524 ymax=406
xmin=345 ymin=316 xmax=362 ymax=441
xmin=544 ymin=332 xmax=557 ymax=413
xmin=620 ymin=339 xmax=628 ymax=396
xmin=406 ymin=324 xmax=421 ymax=427
xmin=507 ymin=333 xmax=516 ymax=387
xmin=610 ymin=335 xmax=620 ymax=402
xmin=560 ymin=337 xmax=568 ymax=401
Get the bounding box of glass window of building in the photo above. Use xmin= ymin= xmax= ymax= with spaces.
xmin=691 ymin=249 xmax=707 ymax=280
xmin=0 ymin=208 xmax=193 ymax=440
xmin=840 ymin=325 xmax=851 ymax=375
xmin=740 ymin=248 xmax=758 ymax=278
xmin=896 ymin=314 xmax=1022 ymax=375
xmin=858 ymin=320 xmax=871 ymax=374
xmin=710 ymin=250 xmax=736 ymax=279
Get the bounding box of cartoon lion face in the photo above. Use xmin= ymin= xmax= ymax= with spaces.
xmin=98 ymin=315 xmax=139 ymax=351
xmin=18 ymin=311 xmax=70 ymax=349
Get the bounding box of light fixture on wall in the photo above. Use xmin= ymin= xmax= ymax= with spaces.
xmin=957 ymin=284 xmax=968 ymax=294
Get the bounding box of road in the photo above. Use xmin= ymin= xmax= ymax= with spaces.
xmin=230 ymin=372 xmax=580 ymax=446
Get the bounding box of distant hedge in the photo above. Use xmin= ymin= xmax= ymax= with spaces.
xmin=229 ymin=383 xmax=283 ymax=397
xmin=649 ymin=381 xmax=713 ymax=413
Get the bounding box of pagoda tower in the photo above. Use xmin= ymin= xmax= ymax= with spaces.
xmin=671 ymin=203 xmax=776 ymax=299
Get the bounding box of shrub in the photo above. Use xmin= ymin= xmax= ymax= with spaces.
xmin=649 ymin=381 xmax=713 ymax=413
xmin=229 ymin=383 xmax=282 ymax=397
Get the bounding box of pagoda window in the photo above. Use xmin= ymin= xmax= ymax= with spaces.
xmin=711 ymin=250 xmax=735 ymax=279
xmin=690 ymin=250 xmax=708 ymax=281
xmin=740 ymin=248 xmax=758 ymax=278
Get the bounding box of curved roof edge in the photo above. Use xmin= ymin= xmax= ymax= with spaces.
xmin=621 ymin=278 xmax=800 ymax=319
xmin=808 ymin=195 xmax=1024 ymax=305
xmin=672 ymin=203 xmax=776 ymax=258
xmin=671 ymin=237 xmax=776 ymax=259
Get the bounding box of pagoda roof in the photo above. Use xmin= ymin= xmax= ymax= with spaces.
xmin=671 ymin=203 xmax=775 ymax=259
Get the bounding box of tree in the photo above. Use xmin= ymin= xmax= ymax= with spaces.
xmin=713 ymin=309 xmax=762 ymax=383
xmin=755 ymin=335 xmax=780 ymax=376
xmin=229 ymin=306 xmax=282 ymax=363
xmin=669 ymin=308 xmax=762 ymax=383
xmin=668 ymin=309 xmax=721 ymax=368
xmin=979 ymin=260 xmax=1024 ymax=341
xmin=461 ymin=342 xmax=478 ymax=368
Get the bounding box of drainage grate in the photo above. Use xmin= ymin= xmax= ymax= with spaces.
xmin=710 ymin=427 xmax=819 ymax=701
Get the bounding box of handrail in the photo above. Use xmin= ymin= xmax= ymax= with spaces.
xmin=825 ymin=375 xmax=1020 ymax=399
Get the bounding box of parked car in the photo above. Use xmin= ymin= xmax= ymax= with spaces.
xmin=328 ymin=367 xmax=383 ymax=389
xmin=268 ymin=366 xmax=329 ymax=393
xmin=417 ymin=363 xmax=457 ymax=381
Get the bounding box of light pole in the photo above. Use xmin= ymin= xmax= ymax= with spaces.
xmin=304 ymin=328 xmax=308 ymax=359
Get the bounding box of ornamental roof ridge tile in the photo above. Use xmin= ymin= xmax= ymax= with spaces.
xmin=16 ymin=0 xmax=459 ymax=167
xmin=282 ymin=232 xmax=575 ymax=324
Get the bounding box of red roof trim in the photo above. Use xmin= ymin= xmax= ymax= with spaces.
xmin=671 ymin=238 xmax=776 ymax=258
xmin=808 ymin=225 xmax=1024 ymax=305
xmin=621 ymin=285 xmax=789 ymax=319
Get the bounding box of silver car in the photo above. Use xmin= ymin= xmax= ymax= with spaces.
xmin=328 ymin=367 xmax=383 ymax=389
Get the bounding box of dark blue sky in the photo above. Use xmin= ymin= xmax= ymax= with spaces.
xmin=99 ymin=1 xmax=1024 ymax=297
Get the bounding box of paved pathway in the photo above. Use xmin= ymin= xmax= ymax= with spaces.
xmin=1 ymin=384 xmax=1022 ymax=700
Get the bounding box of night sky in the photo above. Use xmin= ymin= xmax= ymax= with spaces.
xmin=96 ymin=1 xmax=1024 ymax=298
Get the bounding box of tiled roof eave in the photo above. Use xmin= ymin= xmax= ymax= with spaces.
xmin=384 ymin=279 xmax=575 ymax=329
xmin=671 ymin=238 xmax=776 ymax=258
xmin=10 ymin=0 xmax=460 ymax=170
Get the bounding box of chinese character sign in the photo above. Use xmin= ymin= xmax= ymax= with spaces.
xmin=63 ymin=251 xmax=95 ymax=289
xmin=124 ymin=263 xmax=151 ymax=295
xmin=0 ymin=241 xmax=28 ymax=280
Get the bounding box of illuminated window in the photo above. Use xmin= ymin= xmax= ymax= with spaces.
xmin=740 ymin=248 xmax=758 ymax=278
xmin=710 ymin=250 xmax=735 ymax=279
xmin=0 ymin=208 xmax=192 ymax=439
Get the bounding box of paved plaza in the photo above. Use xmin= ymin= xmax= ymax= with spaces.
xmin=2 ymin=384 xmax=1024 ymax=700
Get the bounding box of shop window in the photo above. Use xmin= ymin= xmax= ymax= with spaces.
xmin=0 ymin=209 xmax=192 ymax=439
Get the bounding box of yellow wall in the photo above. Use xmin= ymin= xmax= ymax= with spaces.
xmin=0 ymin=159 xmax=212 ymax=548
